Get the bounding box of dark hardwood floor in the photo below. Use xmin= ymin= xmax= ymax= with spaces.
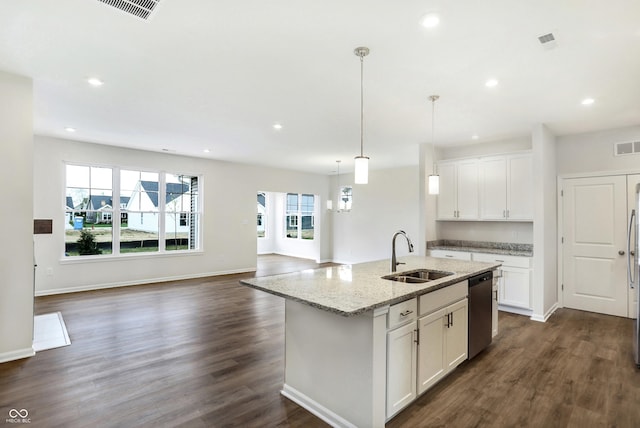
xmin=1 ymin=255 xmax=639 ymax=427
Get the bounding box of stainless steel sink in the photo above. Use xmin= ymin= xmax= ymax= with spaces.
xmin=381 ymin=269 xmax=454 ymax=283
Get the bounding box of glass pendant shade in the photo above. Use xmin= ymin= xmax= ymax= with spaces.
xmin=354 ymin=156 xmax=369 ymax=184
xmin=428 ymin=174 xmax=440 ymax=195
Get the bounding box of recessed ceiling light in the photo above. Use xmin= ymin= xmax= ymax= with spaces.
xmin=420 ymin=13 xmax=440 ymax=28
xmin=65 ymin=127 xmax=76 ymax=133
xmin=471 ymin=135 xmax=479 ymax=140
xmin=273 ymin=123 xmax=283 ymax=130
xmin=87 ymin=77 xmax=104 ymax=87
xmin=203 ymin=149 xmax=211 ymax=153
xmin=581 ymin=98 xmax=595 ymax=105
xmin=485 ymin=79 xmax=499 ymax=88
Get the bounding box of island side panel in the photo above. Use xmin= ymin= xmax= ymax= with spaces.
xmin=282 ymin=300 xmax=387 ymax=428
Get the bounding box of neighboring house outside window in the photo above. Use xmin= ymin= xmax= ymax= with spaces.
xmin=285 ymin=193 xmax=315 ymax=240
xmin=64 ymin=164 xmax=201 ymax=257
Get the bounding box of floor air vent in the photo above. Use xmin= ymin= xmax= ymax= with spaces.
xmin=615 ymin=141 xmax=640 ymax=156
xmin=97 ymin=0 xmax=161 ymax=21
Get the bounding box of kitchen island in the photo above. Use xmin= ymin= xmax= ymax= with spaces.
xmin=240 ymin=256 xmax=500 ymax=427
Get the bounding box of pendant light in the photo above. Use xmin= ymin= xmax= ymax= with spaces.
xmin=428 ymin=95 xmax=440 ymax=195
xmin=354 ymin=47 xmax=370 ymax=184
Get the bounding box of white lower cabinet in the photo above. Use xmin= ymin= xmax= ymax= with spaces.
xmin=386 ymin=283 xmax=468 ymax=420
xmin=386 ymin=321 xmax=417 ymax=418
xmin=471 ymin=252 xmax=532 ymax=312
xmin=417 ymin=298 xmax=468 ymax=394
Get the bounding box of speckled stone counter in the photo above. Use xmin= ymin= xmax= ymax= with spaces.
xmin=427 ymin=239 xmax=533 ymax=257
xmin=239 ymin=255 xmax=499 ymax=316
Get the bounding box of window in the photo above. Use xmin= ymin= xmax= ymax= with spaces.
xmin=64 ymin=165 xmax=113 ymax=255
xmin=285 ymin=193 xmax=315 ymax=240
xmin=339 ymin=186 xmax=353 ymax=211
xmin=257 ymin=192 xmax=266 ymax=238
xmin=65 ymin=164 xmax=201 ymax=257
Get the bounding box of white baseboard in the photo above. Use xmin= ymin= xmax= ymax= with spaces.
xmin=0 ymin=347 xmax=35 ymax=364
xmin=498 ymin=305 xmax=533 ymax=317
xmin=530 ymin=302 xmax=559 ymax=322
xmin=35 ymin=268 xmax=256 ymax=296
xmin=281 ymin=384 xmax=357 ymax=428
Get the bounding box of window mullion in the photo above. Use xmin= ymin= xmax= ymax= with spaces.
xmin=158 ymin=172 xmax=166 ymax=252
xmin=112 ymin=167 xmax=121 ymax=256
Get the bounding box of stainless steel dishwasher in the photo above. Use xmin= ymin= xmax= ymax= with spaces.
xmin=468 ymin=271 xmax=493 ymax=359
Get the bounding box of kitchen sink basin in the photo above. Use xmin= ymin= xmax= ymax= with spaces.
xmin=382 ymin=269 xmax=454 ymax=283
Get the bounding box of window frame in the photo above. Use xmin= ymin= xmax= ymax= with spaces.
xmin=63 ymin=162 xmax=202 ymax=260
xmin=284 ymin=192 xmax=316 ymax=240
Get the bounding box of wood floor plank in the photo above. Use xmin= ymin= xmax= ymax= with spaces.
xmin=1 ymin=255 xmax=640 ymax=427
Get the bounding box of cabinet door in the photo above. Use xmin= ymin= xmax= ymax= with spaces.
xmin=417 ymin=308 xmax=446 ymax=395
xmin=444 ymin=298 xmax=468 ymax=371
xmin=507 ymin=154 xmax=533 ymax=220
xmin=456 ymin=160 xmax=479 ymax=220
xmin=387 ymin=322 xmax=417 ymax=418
xmin=500 ymin=266 xmax=531 ymax=309
xmin=437 ymin=162 xmax=457 ymax=220
xmin=479 ymin=156 xmax=507 ymax=220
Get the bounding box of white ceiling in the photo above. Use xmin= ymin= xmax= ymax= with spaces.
xmin=1 ymin=0 xmax=639 ymax=175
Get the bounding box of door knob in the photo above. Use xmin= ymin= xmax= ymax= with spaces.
xmin=619 ymin=250 xmax=626 ymax=255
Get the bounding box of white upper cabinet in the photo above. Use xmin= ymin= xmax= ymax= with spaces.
xmin=479 ymin=153 xmax=533 ymax=221
xmin=506 ymin=154 xmax=533 ymax=220
xmin=436 ymin=159 xmax=479 ymax=220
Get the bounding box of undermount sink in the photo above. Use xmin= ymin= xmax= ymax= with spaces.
xmin=382 ymin=269 xmax=454 ymax=284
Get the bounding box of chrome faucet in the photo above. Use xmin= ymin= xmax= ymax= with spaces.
xmin=391 ymin=230 xmax=414 ymax=272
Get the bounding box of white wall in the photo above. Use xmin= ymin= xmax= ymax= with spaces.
xmin=332 ymin=166 xmax=420 ymax=265
xmin=33 ymin=136 xmax=332 ymax=294
xmin=0 ymin=71 xmax=34 ymax=363
xmin=532 ymin=124 xmax=558 ymax=321
xmin=557 ymin=125 xmax=640 ymax=175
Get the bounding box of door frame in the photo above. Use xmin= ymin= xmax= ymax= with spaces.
xmin=557 ymin=169 xmax=640 ymax=315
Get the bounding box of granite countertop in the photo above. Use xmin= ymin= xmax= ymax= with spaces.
xmin=239 ymin=255 xmax=500 ymax=317
xmin=428 ymin=240 xmax=533 ymax=257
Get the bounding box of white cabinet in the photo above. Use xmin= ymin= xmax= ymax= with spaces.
xmin=386 ymin=299 xmax=417 ymax=418
xmin=417 ymin=282 xmax=468 ymax=395
xmin=386 ymin=283 xmax=468 ymax=418
xmin=428 ymin=249 xmax=471 ymax=261
xmin=437 ymin=159 xmax=479 ymax=220
xmin=472 ymin=253 xmax=532 ymax=311
xmin=387 ymin=322 xmax=417 ymax=418
xmin=479 ymin=153 xmax=533 ymax=221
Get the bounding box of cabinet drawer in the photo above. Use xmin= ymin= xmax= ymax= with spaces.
xmin=419 ymin=281 xmax=468 ymax=316
xmin=428 ymin=250 xmax=472 ymax=261
xmin=388 ymin=298 xmax=417 ymax=329
xmin=472 ymin=252 xmax=531 ymax=268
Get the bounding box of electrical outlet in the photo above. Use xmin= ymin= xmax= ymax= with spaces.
xmin=46 ymin=267 xmax=53 ymax=276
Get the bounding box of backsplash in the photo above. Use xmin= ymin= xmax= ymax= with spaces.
xmin=427 ymin=239 xmax=533 ymax=254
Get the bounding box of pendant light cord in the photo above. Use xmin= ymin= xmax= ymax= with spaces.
xmin=430 ymin=95 xmax=439 ymax=174
xmin=360 ymin=54 xmax=364 ymax=157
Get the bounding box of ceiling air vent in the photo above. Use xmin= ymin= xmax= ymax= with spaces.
xmin=614 ymin=141 xmax=640 ymax=156
xmin=97 ymin=0 xmax=161 ymax=21
xmin=538 ymin=33 xmax=555 ymax=44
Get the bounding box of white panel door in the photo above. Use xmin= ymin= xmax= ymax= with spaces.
xmin=628 ymin=174 xmax=640 ymax=318
xmin=479 ymin=156 xmax=507 ymax=220
xmin=563 ymin=176 xmax=628 ymax=317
